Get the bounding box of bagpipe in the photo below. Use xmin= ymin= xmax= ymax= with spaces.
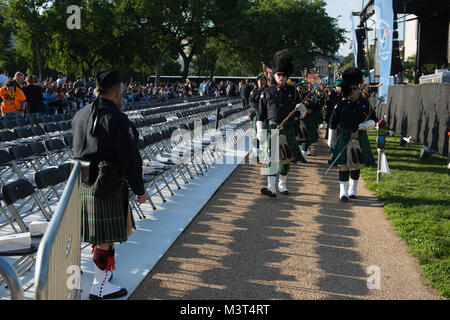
xmin=360 ymin=82 xmax=383 ymax=99
xmin=261 ymin=62 xmax=273 ymax=86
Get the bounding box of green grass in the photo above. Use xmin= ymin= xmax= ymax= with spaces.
xmin=361 ymin=130 xmax=450 ymax=298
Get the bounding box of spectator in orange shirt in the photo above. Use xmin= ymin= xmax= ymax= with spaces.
xmin=0 ymin=79 xmax=27 ymax=115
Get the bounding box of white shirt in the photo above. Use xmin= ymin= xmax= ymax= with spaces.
xmin=56 ymin=77 xmax=66 ymax=86
xmin=0 ymin=74 xmax=8 ymax=87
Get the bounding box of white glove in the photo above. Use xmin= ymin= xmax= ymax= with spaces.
xmin=327 ymin=129 xmax=337 ymax=149
xmin=295 ymin=103 xmax=307 ymax=118
xmin=358 ymin=120 xmax=376 ymax=131
xmin=256 ymin=121 xmax=265 ymax=141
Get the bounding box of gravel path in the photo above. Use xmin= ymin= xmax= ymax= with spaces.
xmin=130 ymin=132 xmax=440 ymax=300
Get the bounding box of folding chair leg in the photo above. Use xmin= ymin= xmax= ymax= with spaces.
xmin=194 ymin=158 xmax=205 ymax=174
xmin=129 ymin=198 xmax=145 ymax=220
xmin=0 ymin=207 xmax=19 ymax=234
xmin=6 ymin=206 xmax=28 ymax=233
xmin=160 ymin=174 xmax=174 ymax=196
xmin=35 ymin=189 xmax=55 ymax=216
xmin=152 ymin=179 xmax=166 ymax=203
xmin=50 ymin=186 xmax=62 ymax=201
xmin=145 ymin=191 xmax=157 ymax=211
xmin=168 ymin=169 xmax=182 ymax=189
xmin=182 ymin=162 xmax=194 ymax=179
xmin=32 ymin=194 xmax=52 ymax=221
xmin=174 ymin=165 xmax=188 ymax=184
xmin=13 ymin=254 xmax=35 ymax=277
xmin=0 ymin=255 xmax=33 ymax=286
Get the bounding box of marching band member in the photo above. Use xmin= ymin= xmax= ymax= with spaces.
xmin=249 ymin=73 xmax=268 ymax=161
xmin=295 ymin=81 xmax=320 ymax=162
xmin=325 ymin=79 xmax=343 ymax=140
xmin=328 ymin=67 xmax=377 ymax=201
xmin=257 ymin=50 xmax=303 ymax=197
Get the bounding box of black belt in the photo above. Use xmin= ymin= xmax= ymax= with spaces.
xmin=80 ymin=160 xmax=126 ymax=186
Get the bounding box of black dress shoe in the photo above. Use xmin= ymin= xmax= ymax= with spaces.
xmin=340 ymin=196 xmax=349 ymax=202
xmin=279 ymin=191 xmax=289 ymax=195
xmin=89 ymin=288 xmax=127 ymax=300
xmin=349 ymin=195 xmax=357 ymax=199
xmin=261 ymin=188 xmax=277 ymax=198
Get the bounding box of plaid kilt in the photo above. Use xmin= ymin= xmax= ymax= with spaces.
xmin=303 ymin=116 xmax=319 ymax=144
xmin=264 ymin=120 xmax=303 ymax=164
xmin=81 ymin=181 xmax=129 ymax=244
xmin=332 ymin=133 xmax=375 ymax=166
xmin=251 ymin=117 xmax=258 ymax=148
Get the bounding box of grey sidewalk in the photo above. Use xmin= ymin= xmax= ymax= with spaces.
xmin=130 ymin=134 xmax=440 ymax=300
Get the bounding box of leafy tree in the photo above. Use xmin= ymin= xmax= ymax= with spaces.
xmin=193 ymin=0 xmax=345 ymax=76
xmin=47 ymin=0 xmax=120 ymax=79
xmin=0 ymin=0 xmax=347 ymax=80
xmin=340 ymin=52 xmax=355 ymax=71
xmin=114 ymin=0 xmax=192 ymax=86
xmin=161 ymin=57 xmax=182 ymax=76
xmin=3 ymin=0 xmax=59 ymax=79
xmin=403 ymin=54 xmax=416 ymax=82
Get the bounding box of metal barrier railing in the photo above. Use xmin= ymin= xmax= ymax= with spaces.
xmin=0 ymin=257 xmax=24 ymax=300
xmin=34 ymin=161 xmax=82 ymax=300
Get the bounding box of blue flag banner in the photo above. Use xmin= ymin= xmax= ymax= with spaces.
xmin=374 ymin=0 xmax=394 ymax=99
xmin=350 ymin=14 xmax=358 ymax=67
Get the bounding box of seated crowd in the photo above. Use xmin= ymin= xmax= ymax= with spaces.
xmin=0 ymin=69 xmax=247 ymax=116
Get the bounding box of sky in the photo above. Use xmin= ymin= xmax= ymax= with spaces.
xmin=324 ymin=0 xmax=364 ymax=57
xmin=325 ymin=0 xmax=407 ymax=58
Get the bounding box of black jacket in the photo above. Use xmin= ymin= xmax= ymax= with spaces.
xmin=330 ymin=95 xmax=377 ymax=132
xmin=259 ymin=84 xmax=300 ymax=123
xmin=242 ymin=83 xmax=253 ymax=101
xmin=72 ymin=98 xmax=145 ymax=196
xmin=249 ymin=87 xmax=265 ymax=118
xmin=325 ymin=90 xmax=343 ymax=123
xmin=22 ymin=84 xmax=44 ymax=113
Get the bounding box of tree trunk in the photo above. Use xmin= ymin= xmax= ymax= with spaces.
xmin=85 ymin=61 xmax=94 ymax=81
xmin=179 ymin=44 xmax=196 ymax=81
xmin=181 ymin=58 xmax=190 ymax=81
xmin=34 ymin=42 xmax=43 ymax=80
xmin=154 ymin=55 xmax=162 ymax=87
xmin=209 ymin=55 xmax=217 ymax=80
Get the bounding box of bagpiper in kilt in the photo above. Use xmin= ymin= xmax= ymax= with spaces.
xmin=72 ymin=70 xmax=147 ymax=300
xmin=249 ymin=73 xmax=267 ymax=161
xmin=295 ymin=82 xmax=321 ymax=162
xmin=325 ymin=79 xmax=343 ymax=140
xmin=262 ymin=119 xmax=303 ymax=176
xmin=256 ymin=49 xmax=302 ymax=197
xmin=328 ymin=67 xmax=377 ymax=201
xmin=81 ymin=178 xmax=129 ymax=245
